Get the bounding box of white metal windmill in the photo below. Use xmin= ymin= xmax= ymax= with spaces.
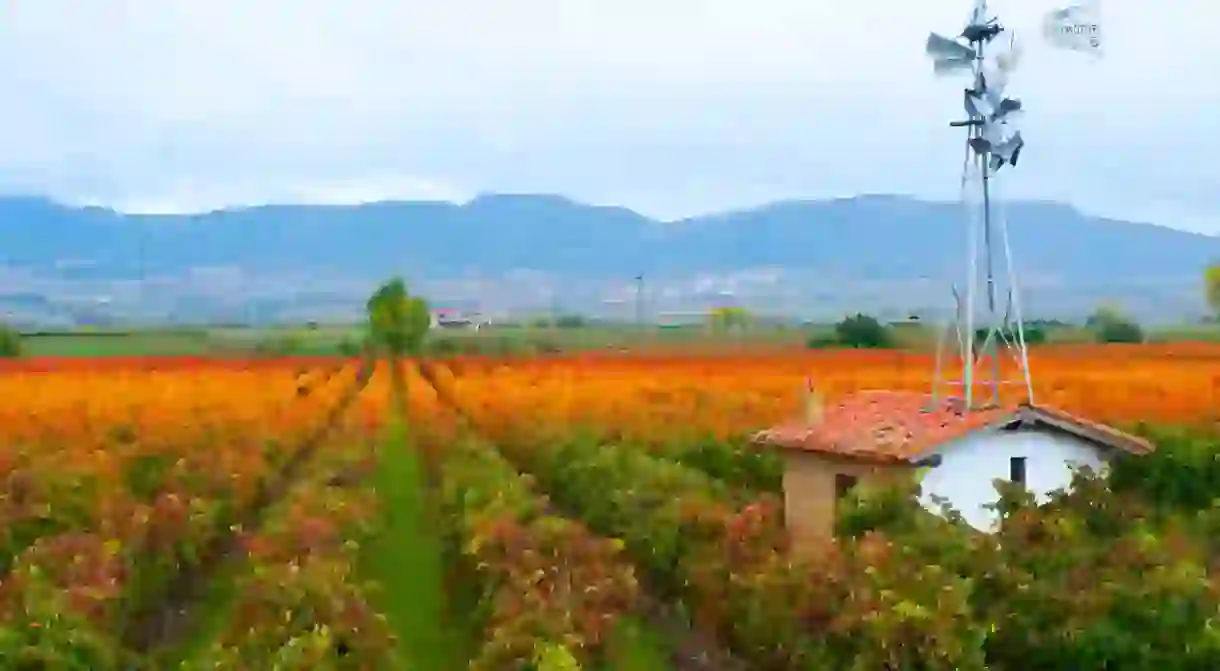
xmin=923 ymin=0 xmax=1103 ymax=412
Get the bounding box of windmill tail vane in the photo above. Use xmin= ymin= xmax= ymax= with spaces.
xmin=1042 ymin=0 xmax=1103 ymax=54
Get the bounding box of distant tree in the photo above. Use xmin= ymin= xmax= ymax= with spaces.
xmin=366 ymin=278 xmax=431 ymax=399
xmin=0 ymin=323 xmax=21 ymax=358
xmin=834 ymin=313 xmax=891 ymax=348
xmin=1206 ymin=264 xmax=1220 ymax=318
xmin=1097 ymin=319 xmax=1143 ymax=344
xmin=1020 ymin=325 xmax=1047 ymax=345
xmin=971 ymin=324 xmax=1047 ymax=349
xmin=708 ymin=307 xmax=751 ymax=332
xmin=1087 ymin=305 xmax=1143 ymax=344
xmin=554 ymin=314 xmax=586 ymax=329
xmin=367 ymin=279 xmax=430 ymax=358
xmin=1084 ymin=304 xmax=1122 ymax=329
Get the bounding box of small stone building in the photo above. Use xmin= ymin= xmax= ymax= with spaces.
xmin=754 ymin=389 xmax=1153 ymax=556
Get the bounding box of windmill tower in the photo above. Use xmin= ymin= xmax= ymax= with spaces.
xmin=924 ymin=0 xmax=1102 ymax=413
xmin=926 ymin=0 xmax=1033 ymax=412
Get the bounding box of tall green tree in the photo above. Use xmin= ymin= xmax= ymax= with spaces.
xmin=366 ymin=277 xmax=432 ymax=441
xmin=1205 ymin=264 xmax=1220 ymax=319
xmin=367 ymin=277 xmax=431 ymax=363
xmin=707 ymin=306 xmax=751 ymax=332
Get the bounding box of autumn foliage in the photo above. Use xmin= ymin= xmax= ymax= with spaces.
xmin=430 ymin=344 xmax=1220 ymax=445
xmin=3 ymin=344 xmax=1220 ymax=668
xmin=0 ymin=357 xmax=374 ymax=666
xmin=419 ymin=345 xmax=1220 ymax=669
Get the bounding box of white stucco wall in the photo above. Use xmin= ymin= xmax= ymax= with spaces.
xmin=916 ymin=427 xmax=1108 ymax=531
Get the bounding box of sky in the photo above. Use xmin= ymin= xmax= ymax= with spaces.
xmin=1 ymin=0 xmax=1217 ymax=232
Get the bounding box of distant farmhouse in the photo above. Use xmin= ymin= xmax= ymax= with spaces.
xmin=430 ymin=308 xmax=488 ymax=331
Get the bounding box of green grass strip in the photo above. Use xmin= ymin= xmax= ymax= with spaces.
xmin=604 ymin=616 xmax=673 ymax=671
xmin=359 ymin=416 xmax=469 ymax=670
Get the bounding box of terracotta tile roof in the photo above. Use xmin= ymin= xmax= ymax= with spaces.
xmin=753 ymin=390 xmax=1153 ymax=463
xmin=1022 ymin=404 xmax=1155 ymax=456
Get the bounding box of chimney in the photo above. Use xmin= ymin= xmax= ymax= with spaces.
xmin=803 ymin=377 xmax=825 ymax=425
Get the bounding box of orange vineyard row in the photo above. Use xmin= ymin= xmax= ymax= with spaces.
xmin=0 ymin=346 xmax=1217 ymax=451
xmin=0 ymin=360 xmax=376 ymax=561
xmin=424 ymin=346 xmax=1220 ymax=442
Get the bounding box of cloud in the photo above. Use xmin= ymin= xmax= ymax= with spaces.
xmin=0 ymin=0 xmax=1216 ymax=230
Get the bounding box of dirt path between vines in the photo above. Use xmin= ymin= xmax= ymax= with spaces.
xmin=638 ymin=595 xmax=752 ymax=671
xmin=120 ymin=357 xmax=376 ymax=656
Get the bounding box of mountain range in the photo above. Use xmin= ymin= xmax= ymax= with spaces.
xmin=0 ymin=193 xmax=1215 ymax=325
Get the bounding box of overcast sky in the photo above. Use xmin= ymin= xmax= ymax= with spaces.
xmin=1 ymin=1 xmax=1217 ymax=231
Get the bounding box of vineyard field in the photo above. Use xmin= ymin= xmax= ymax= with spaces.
xmin=3 ymin=344 xmax=1220 ymax=668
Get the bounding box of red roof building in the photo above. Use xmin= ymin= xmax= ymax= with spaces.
xmin=754 ymin=388 xmax=1152 ymax=555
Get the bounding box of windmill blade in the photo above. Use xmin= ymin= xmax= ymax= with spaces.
xmin=1042 ymin=1 xmax=1102 ymax=55
xmin=939 ymin=0 xmax=1029 ymax=177
xmin=992 ymin=29 xmax=1023 ymax=73
xmin=968 ymin=109 xmax=1023 ymax=171
xmin=927 ymin=32 xmax=976 ymax=64
xmin=993 ymin=99 xmax=1023 ymax=127
xmin=991 ymin=132 xmax=1024 ymax=170
xmin=934 ymin=58 xmax=975 ymax=76
xmin=981 ymin=61 xmax=1011 ymax=96
xmin=990 ymin=126 xmax=1024 ymax=172
xmin=987 ymin=116 xmax=1018 ymax=148
xmin=965 ymin=75 xmax=1021 ymax=123
xmin=964 ymin=87 xmax=999 ymax=120
xmin=982 ymin=76 xmax=1007 ymax=112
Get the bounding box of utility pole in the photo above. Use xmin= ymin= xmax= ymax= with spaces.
xmin=634 ymin=274 xmax=645 ymax=327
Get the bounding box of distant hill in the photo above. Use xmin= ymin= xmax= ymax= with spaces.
xmin=0 ymin=193 xmax=1216 ymax=322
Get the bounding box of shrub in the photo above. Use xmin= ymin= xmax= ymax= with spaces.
xmin=253 ymin=335 xmax=301 ymax=356
xmin=805 ymin=334 xmax=839 ymax=349
xmin=554 ymin=314 xmax=586 ymax=329
xmin=1022 ymin=325 xmax=1047 ymax=345
xmin=0 ymin=324 xmax=21 ymax=358
xmin=336 ymin=338 xmax=362 ymax=357
xmin=834 ymin=313 xmax=891 ymax=348
xmin=671 ymin=434 xmax=784 ymax=492
xmin=1096 ymin=318 xmax=1143 ymax=343
xmin=973 ymin=326 xmax=1047 ymax=347
xmin=1087 ymin=306 xmax=1144 ymax=343
xmin=436 ymin=437 xmax=638 ymax=670
xmin=427 ymin=337 xmax=461 ymax=357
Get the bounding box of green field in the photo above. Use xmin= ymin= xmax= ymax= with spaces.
xmin=11 ymin=319 xmax=1220 ymax=358
xmin=15 ymin=326 xmax=366 ymax=358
